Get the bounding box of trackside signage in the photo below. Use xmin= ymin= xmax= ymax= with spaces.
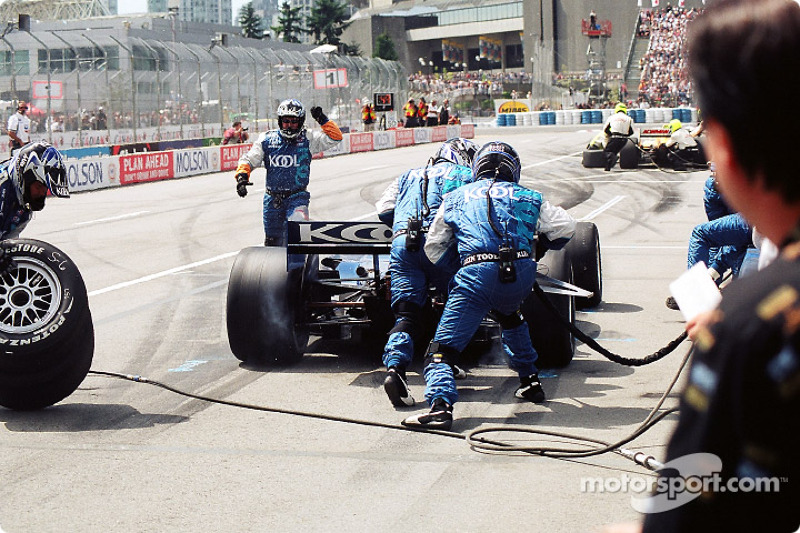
xmin=221 ymin=144 xmax=252 ymax=171
xmin=373 ymin=131 xmax=395 ymax=150
xmin=413 ymin=128 xmax=431 ymax=144
xmin=395 ymin=129 xmax=414 ymax=147
xmin=120 ymin=152 xmax=173 ymax=185
xmin=431 ymin=126 xmax=448 ymax=142
xmin=461 ymin=123 xmax=475 ymax=138
xmin=350 ymin=132 xmax=374 ymax=153
xmin=173 ymin=147 xmax=219 ymax=178
xmin=64 ymin=158 xmax=115 ymax=193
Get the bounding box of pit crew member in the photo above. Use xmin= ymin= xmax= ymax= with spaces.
xmin=602 ymin=103 xmax=635 ymax=171
xmin=655 ymin=119 xmax=706 ymax=170
xmin=402 ymin=141 xmax=576 ymax=430
xmin=0 ymin=141 xmax=69 ymax=272
xmin=235 ymin=99 xmax=342 ymax=246
xmin=375 ymin=138 xmax=479 ymax=408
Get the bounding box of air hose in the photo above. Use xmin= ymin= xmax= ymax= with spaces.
xmin=532 ymin=283 xmax=687 ymax=366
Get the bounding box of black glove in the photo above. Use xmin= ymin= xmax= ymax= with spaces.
xmin=236 ymin=173 xmax=252 ymax=198
xmin=534 ymin=237 xmax=548 ymax=261
xmin=310 ymin=106 xmax=328 ymax=125
xmin=0 ymin=243 xmax=15 ymax=275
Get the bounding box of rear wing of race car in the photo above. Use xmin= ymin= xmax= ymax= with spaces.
xmin=287 ymin=221 xmax=392 ymax=255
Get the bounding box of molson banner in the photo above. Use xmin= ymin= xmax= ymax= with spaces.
xmin=495 ymin=99 xmax=533 ymax=115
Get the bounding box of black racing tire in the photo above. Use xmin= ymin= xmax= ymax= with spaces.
xmin=521 ymin=249 xmax=576 ymax=368
xmin=226 ymin=246 xmax=309 ymax=365
xmin=619 ymin=139 xmax=640 ymax=169
xmin=565 ymin=222 xmax=602 ymax=309
xmin=0 ymin=239 xmax=94 ymax=410
xmin=582 ymin=148 xmax=606 ymax=168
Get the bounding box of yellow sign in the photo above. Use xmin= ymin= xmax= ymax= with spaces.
xmin=498 ymin=101 xmax=530 ymax=113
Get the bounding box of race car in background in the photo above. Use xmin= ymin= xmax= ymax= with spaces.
xmin=582 ymin=126 xmax=707 ymax=170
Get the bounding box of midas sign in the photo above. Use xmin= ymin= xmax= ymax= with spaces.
xmin=498 ymin=101 xmax=530 ymax=113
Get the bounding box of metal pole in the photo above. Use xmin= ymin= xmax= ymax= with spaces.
xmin=182 ymin=44 xmax=206 ymax=138
xmin=108 ymin=35 xmax=138 ymax=143
xmin=82 ymin=33 xmax=112 ymax=142
xmin=138 ymin=40 xmax=163 ymax=141
xmin=23 ymin=31 xmax=53 ymax=144
xmin=241 ymin=47 xmax=261 ymax=134
xmin=159 ymin=41 xmax=184 ymax=139
xmin=50 ymin=31 xmax=84 ymax=146
xmin=209 ymin=47 xmax=224 ymax=134
xmin=216 ymin=45 xmax=242 ymax=126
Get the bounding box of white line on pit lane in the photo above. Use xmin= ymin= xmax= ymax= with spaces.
xmin=579 ymin=195 xmax=626 ymax=221
xmin=521 ymin=151 xmax=582 ymax=169
xmin=88 ymin=212 xmax=378 ymax=297
xmin=75 ymin=211 xmax=150 ymax=226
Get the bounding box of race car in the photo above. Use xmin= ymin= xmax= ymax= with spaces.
xmin=226 ymin=220 xmax=602 ymax=369
xmin=582 ymin=127 xmax=707 ymax=170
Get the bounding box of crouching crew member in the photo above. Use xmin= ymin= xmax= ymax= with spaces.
xmin=375 ymin=138 xmax=479 ymax=408
xmin=403 ymin=141 xmax=576 ymax=430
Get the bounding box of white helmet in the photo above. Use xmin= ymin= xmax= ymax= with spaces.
xmin=276 ymin=99 xmax=306 ymax=140
xmin=432 ymin=138 xmax=480 ymax=167
xmin=12 ymin=142 xmax=69 ymax=211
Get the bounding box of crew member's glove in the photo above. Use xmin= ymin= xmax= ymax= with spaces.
xmin=236 ymin=173 xmax=253 ymax=198
xmin=0 ymin=243 xmax=15 ymax=276
xmin=534 ymin=237 xmax=548 ymax=261
xmin=310 ymin=106 xmax=328 ymax=125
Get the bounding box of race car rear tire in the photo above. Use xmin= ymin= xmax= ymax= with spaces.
xmin=226 ymin=247 xmax=309 ymax=365
xmin=619 ymin=139 xmax=640 ymax=169
xmin=521 ymin=249 xmax=576 ymax=368
xmin=565 ymin=221 xmax=602 ymax=309
xmin=582 ymin=149 xmax=606 ymax=168
xmin=0 ymin=239 xmax=94 ymax=410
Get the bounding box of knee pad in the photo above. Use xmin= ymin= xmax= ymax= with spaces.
xmin=493 ymin=309 xmax=525 ymax=330
xmin=423 ymin=342 xmax=460 ymax=368
xmin=389 ymin=301 xmax=422 ymax=336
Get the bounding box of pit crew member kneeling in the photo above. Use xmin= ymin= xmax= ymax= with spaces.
xmin=0 ymin=142 xmax=69 ymax=273
xmin=234 ymin=99 xmax=342 ymax=246
xmin=655 ymin=119 xmax=706 ymax=170
xmin=402 ymin=141 xmax=576 ymax=430
xmin=375 ymin=138 xmax=479 ymax=408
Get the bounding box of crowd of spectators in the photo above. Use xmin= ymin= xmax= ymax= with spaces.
xmin=636 ymin=6 xmax=703 ymax=107
xmin=408 ymin=70 xmax=531 ymax=102
xmin=28 ymin=103 xmax=205 ymax=134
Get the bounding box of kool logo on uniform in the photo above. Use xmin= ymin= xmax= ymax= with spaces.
xmin=463 ymin=184 xmax=520 ymax=201
xmin=269 ymin=154 xmax=298 ymax=168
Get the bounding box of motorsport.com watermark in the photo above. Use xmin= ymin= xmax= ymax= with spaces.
xmin=580 ymin=453 xmax=784 ymax=513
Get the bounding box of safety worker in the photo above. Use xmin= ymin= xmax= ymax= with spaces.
xmin=417 ymin=97 xmax=429 ymax=126
xmin=7 ymin=102 xmax=31 ymax=154
xmin=403 ymin=99 xmax=418 ymax=128
xmin=656 ymin=119 xmax=705 ymax=170
xmin=602 ymin=102 xmax=635 ymax=171
xmin=402 ymin=141 xmax=576 ymax=430
xmin=361 ymin=100 xmax=376 ymax=132
xmin=0 ymin=142 xmax=69 ymax=272
xmin=234 ymin=99 xmax=342 ymax=246
xmin=375 ymin=138 xmax=479 ymax=408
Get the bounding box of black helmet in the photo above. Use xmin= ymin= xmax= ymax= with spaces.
xmin=472 ymin=141 xmax=521 ymax=183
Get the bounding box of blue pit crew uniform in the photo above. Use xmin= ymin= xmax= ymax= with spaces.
xmin=375 ymin=160 xmax=475 ymax=375
xmin=0 ymin=163 xmax=33 ymax=240
xmin=420 ymin=178 xmax=576 ymax=409
xmin=689 ymin=174 xmax=752 ymax=280
xmin=236 ymin=118 xmax=342 ymax=245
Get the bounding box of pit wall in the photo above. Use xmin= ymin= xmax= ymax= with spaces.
xmin=64 ymin=124 xmax=475 ymax=194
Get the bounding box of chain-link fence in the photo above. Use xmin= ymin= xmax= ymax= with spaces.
xmin=1 ymin=30 xmax=407 ymax=150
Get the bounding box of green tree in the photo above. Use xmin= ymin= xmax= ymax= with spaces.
xmin=272 ymin=2 xmax=304 ymax=43
xmin=238 ymin=2 xmax=264 ymax=39
xmin=373 ymin=32 xmax=398 ymax=61
xmin=340 ymin=41 xmax=361 ymax=57
xmin=305 ymin=0 xmax=352 ymax=46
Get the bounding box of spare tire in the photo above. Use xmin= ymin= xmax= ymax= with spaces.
xmin=0 ymin=239 xmax=94 ymax=410
xmin=582 ymin=148 xmax=607 ymax=168
xmin=226 ymin=247 xmax=311 ymax=365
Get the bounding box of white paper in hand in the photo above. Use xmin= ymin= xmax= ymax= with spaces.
xmin=669 ymin=262 xmax=722 ymax=321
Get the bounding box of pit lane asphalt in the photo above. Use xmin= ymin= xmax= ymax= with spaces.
xmin=1 ymin=126 xmax=705 ymax=532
